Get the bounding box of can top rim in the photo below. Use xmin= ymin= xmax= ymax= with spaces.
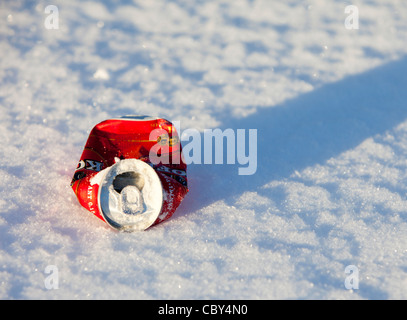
xmin=97 ymin=158 xmax=163 ymax=231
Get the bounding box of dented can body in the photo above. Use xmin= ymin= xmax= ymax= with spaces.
xmin=71 ymin=115 xmax=188 ymax=231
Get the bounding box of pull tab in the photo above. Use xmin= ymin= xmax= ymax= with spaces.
xmin=121 ymin=185 xmax=144 ymax=215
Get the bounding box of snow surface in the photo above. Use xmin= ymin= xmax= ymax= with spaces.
xmin=1 ymin=0 xmax=407 ymax=300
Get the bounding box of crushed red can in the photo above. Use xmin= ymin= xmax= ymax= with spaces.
xmin=71 ymin=115 xmax=188 ymax=231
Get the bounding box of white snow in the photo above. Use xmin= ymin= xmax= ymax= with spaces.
xmin=1 ymin=0 xmax=407 ymax=299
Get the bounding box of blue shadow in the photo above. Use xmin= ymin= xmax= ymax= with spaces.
xmin=183 ymin=56 xmax=407 ymax=211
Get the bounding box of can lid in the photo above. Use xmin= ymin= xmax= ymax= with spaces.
xmin=97 ymin=159 xmax=163 ymax=231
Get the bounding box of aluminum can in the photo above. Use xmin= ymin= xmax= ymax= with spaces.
xmin=71 ymin=115 xmax=188 ymax=231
